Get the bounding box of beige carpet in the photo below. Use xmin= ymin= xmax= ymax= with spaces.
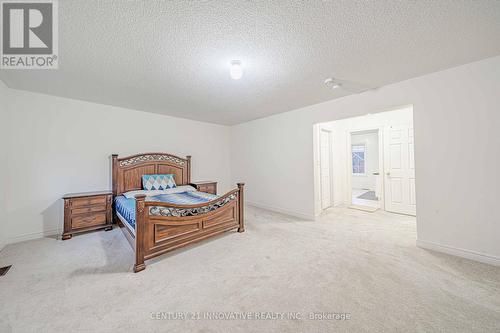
xmin=348 ymin=204 xmax=379 ymax=212
xmin=0 ymin=206 xmax=499 ymax=332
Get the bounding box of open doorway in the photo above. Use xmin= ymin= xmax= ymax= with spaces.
xmin=349 ymin=129 xmax=381 ymax=210
xmin=313 ymin=106 xmax=416 ymax=216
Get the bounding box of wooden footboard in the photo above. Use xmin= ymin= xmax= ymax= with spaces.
xmin=133 ymin=183 xmax=244 ymax=272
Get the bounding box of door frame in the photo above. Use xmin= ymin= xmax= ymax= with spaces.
xmin=319 ymin=128 xmax=334 ymax=210
xmin=346 ymin=126 xmax=385 ymax=210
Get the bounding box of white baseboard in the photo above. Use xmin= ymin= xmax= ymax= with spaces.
xmin=246 ymin=201 xmax=315 ymax=220
xmin=6 ymin=228 xmax=62 ymax=246
xmin=416 ymin=239 xmax=500 ymax=267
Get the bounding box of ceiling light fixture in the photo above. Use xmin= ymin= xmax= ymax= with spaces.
xmin=324 ymin=78 xmax=341 ymax=90
xmin=230 ymin=60 xmax=243 ymax=80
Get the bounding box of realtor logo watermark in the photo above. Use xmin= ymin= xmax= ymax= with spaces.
xmin=1 ymin=0 xmax=58 ymax=69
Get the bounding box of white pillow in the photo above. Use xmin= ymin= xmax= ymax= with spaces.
xmin=122 ymin=190 xmax=152 ymax=199
xmin=163 ymin=185 xmax=197 ymax=194
xmin=123 ymin=185 xmax=196 ymax=199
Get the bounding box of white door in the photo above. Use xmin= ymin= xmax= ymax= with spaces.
xmin=320 ymin=129 xmax=332 ymax=210
xmin=384 ymin=125 xmax=416 ymax=215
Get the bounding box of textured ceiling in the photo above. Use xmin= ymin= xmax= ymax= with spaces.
xmin=1 ymin=0 xmax=500 ymax=125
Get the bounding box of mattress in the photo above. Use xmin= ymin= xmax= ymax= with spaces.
xmin=115 ymin=190 xmax=219 ymax=229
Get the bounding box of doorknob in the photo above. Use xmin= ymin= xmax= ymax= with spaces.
xmin=373 ymin=172 xmax=379 ymax=175
xmin=386 ymin=172 xmax=391 ymax=176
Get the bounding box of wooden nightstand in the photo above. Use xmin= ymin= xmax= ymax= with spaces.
xmin=62 ymin=191 xmax=113 ymax=240
xmin=190 ymin=181 xmax=217 ymax=195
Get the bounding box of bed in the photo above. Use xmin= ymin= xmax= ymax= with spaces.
xmin=112 ymin=153 xmax=244 ymax=272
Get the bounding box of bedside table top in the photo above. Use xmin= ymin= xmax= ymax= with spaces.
xmin=63 ymin=190 xmax=112 ymax=199
xmin=190 ymin=181 xmax=216 ymax=185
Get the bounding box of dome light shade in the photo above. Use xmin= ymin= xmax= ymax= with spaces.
xmin=324 ymin=78 xmax=341 ymax=90
xmin=230 ymin=60 xmax=243 ymax=80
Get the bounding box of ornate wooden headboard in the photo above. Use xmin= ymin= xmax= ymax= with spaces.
xmin=112 ymin=153 xmax=191 ymax=196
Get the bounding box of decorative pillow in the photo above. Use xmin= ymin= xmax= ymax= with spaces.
xmin=142 ymin=174 xmax=176 ymax=191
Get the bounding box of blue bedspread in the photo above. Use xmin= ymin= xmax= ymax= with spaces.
xmin=115 ymin=191 xmax=218 ymax=229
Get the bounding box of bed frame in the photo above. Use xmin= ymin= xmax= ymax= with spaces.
xmin=111 ymin=153 xmax=244 ymax=272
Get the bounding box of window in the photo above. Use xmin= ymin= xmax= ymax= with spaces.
xmin=352 ymin=144 xmax=366 ymax=175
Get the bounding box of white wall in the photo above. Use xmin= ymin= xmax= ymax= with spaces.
xmin=232 ymin=56 xmax=500 ymax=263
xmin=317 ymin=108 xmax=413 ymax=211
xmin=2 ymin=87 xmax=233 ymax=244
xmin=350 ymin=132 xmax=379 ymax=191
xmin=0 ymin=81 xmax=9 ymax=251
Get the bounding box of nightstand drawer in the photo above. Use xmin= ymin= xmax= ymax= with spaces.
xmin=71 ymin=196 xmax=107 ymax=207
xmin=204 ymin=185 xmax=216 ymax=194
xmin=71 ymin=212 xmax=107 ymax=229
xmin=190 ymin=182 xmax=217 ymax=195
xmin=71 ymin=204 xmax=107 ymax=215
